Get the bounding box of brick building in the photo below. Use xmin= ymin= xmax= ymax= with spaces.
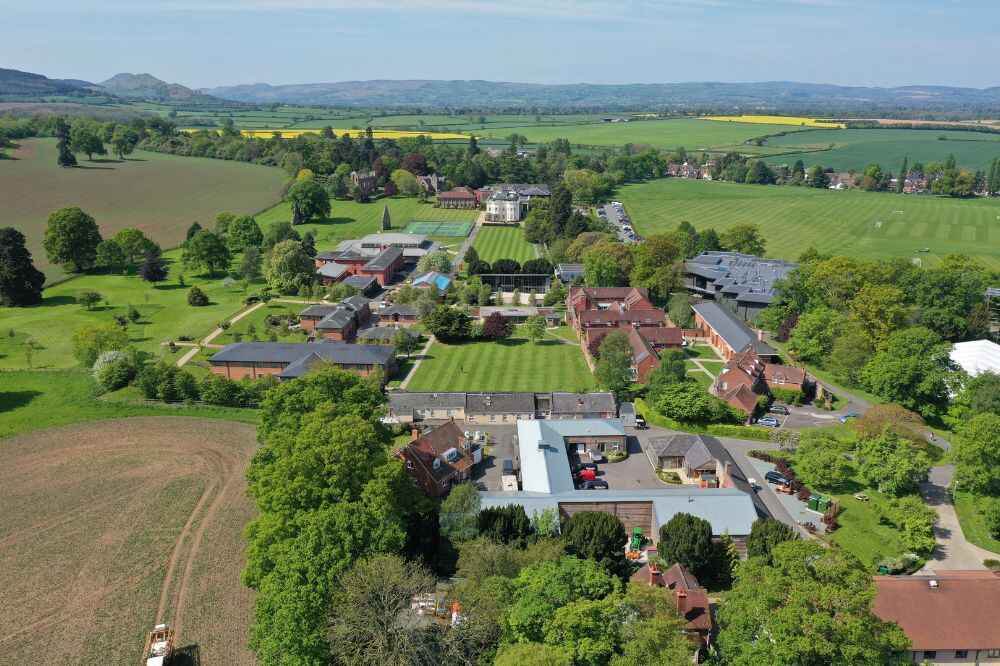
xmin=209 ymin=341 xmax=396 ymax=382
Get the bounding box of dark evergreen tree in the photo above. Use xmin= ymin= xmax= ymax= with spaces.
xmin=54 ymin=118 xmax=77 ymax=167
xmin=301 ymin=231 xmax=317 ymax=258
xmin=0 ymin=227 xmax=46 ymax=306
xmin=896 ymin=156 xmax=908 ymax=193
xmin=186 ymin=221 xmax=203 ymax=241
xmin=658 ymin=512 xmax=715 ymax=582
xmin=138 ymin=249 xmax=169 ymax=283
xmin=562 ymin=511 xmax=629 ymax=578
xmin=547 ymin=184 xmax=573 ymax=236
xmin=476 ymin=505 xmax=531 ymax=546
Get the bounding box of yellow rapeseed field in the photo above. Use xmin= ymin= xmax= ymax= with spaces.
xmin=181 ymin=128 xmax=469 ymax=140
xmin=702 ymin=115 xmax=845 ymax=129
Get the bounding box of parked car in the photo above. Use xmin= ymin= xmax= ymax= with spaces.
xmin=573 ymin=462 xmax=598 ymax=474
xmin=578 ymin=479 xmax=609 ymax=490
xmin=764 ymin=470 xmax=789 ymax=485
xmin=634 ymin=415 xmax=648 ymax=430
xmin=839 ymin=412 xmax=860 ymax=423
xmin=768 ymin=404 xmax=790 ymax=415
xmin=575 ymin=468 xmax=597 ymax=482
xmin=757 ymin=416 xmax=781 ymax=428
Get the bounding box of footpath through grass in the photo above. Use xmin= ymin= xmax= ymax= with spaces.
xmin=406 ymin=337 xmax=594 ymax=393
xmin=0 ymin=370 xmax=257 ymax=440
xmin=472 ymin=226 xmax=538 ymax=263
xmin=619 ymin=178 xmax=1000 ymax=270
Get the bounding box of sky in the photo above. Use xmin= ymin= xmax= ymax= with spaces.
xmin=4 ymin=0 xmax=998 ymax=89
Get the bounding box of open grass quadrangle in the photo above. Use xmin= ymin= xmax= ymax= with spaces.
xmin=406 ymin=337 xmax=594 ymax=393
xmin=472 ymin=226 xmax=538 ymax=264
xmin=618 ymin=177 xmax=1000 ymax=270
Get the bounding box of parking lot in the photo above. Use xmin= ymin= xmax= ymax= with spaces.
xmin=597 ymin=202 xmax=641 ymax=244
xmin=573 ymin=437 xmax=664 ymax=491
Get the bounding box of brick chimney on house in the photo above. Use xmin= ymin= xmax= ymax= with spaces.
xmin=721 ymin=461 xmax=734 ymax=488
xmin=675 ymin=587 xmax=688 ymax=615
xmin=411 ymin=428 xmax=420 ymax=441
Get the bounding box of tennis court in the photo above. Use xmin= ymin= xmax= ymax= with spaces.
xmin=404 ymin=220 xmax=474 ymax=237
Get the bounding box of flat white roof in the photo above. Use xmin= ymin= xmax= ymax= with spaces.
xmin=517 ymin=419 xmax=625 ymax=494
xmin=951 ymin=339 xmax=1000 ymax=377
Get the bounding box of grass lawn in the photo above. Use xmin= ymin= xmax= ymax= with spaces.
xmin=406 ymin=337 xmax=594 ymax=392
xmin=685 ymin=343 xmax=722 ymax=359
xmin=213 ymin=302 xmax=308 ymax=345
xmin=545 ymin=326 xmax=579 ymax=343
xmin=687 ymin=371 xmax=713 ymax=389
xmin=0 ymin=370 xmax=256 ymax=440
xmin=1 ymin=138 xmax=286 ymax=283
xmin=828 ymin=490 xmax=909 ymax=567
xmin=472 ymin=226 xmax=538 ymax=264
xmin=954 ymin=492 xmax=1000 ymax=556
xmin=257 ymin=196 xmax=478 ymax=255
xmin=618 ymin=178 xmax=1000 ymax=270
xmin=0 ymin=251 xmax=252 ymax=370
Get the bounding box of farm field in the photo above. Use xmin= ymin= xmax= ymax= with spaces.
xmin=406 ymin=337 xmax=595 ymax=392
xmin=704 ymin=115 xmax=845 ymax=128
xmin=472 ymin=226 xmax=538 ymax=263
xmin=256 ymin=197 xmax=479 ymax=254
xmin=473 ymin=117 xmax=800 ymax=149
xmin=763 ymin=128 xmax=1000 ymax=171
xmin=618 ymin=178 xmax=1000 ymax=270
xmin=184 ymin=128 xmax=469 ymax=140
xmin=0 ymin=138 xmax=286 ymax=282
xmin=0 ymin=250 xmax=253 ymax=370
xmin=0 ymin=417 xmax=257 ymax=665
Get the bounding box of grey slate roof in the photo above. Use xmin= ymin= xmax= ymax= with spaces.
xmin=342 ymin=275 xmax=377 ymax=292
xmin=315 ymin=307 xmax=354 ymax=330
xmin=210 ymin=341 xmax=394 ymax=370
xmin=300 ymin=304 xmax=340 ymax=318
xmin=691 ymin=300 xmax=776 ymax=356
xmin=379 ymin=304 xmax=419 ymax=318
xmin=364 ymin=246 xmax=403 ymax=272
xmin=647 ymin=433 xmax=731 ymax=471
xmin=550 ymin=392 xmax=617 ymax=415
xmin=685 ymin=251 xmax=797 ymax=307
xmin=317 ymin=263 xmax=348 ymax=279
xmin=341 ymin=295 xmax=370 ymax=312
xmin=466 ymin=392 xmax=536 ymax=414
xmin=388 ymin=391 xmax=467 ymax=415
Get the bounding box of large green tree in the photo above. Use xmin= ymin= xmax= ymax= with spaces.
xmin=657 ymin=513 xmax=716 ymax=583
xmin=562 ymin=511 xmax=629 ymax=578
xmin=43 ymin=206 xmax=102 ymax=272
xmin=860 ymin=326 xmax=955 ymax=417
xmin=746 ymin=518 xmax=797 ymax=563
xmin=629 ymin=235 xmax=683 ymax=300
xmin=69 ymin=122 xmax=105 ymax=160
xmin=719 ymin=223 xmax=766 ymax=256
xmin=716 ymin=541 xmax=909 ymax=665
xmin=226 ymin=215 xmax=264 ymax=252
xmin=594 ymin=331 xmax=633 ymax=400
xmin=857 ymin=430 xmax=931 ymax=497
xmin=113 ymin=228 xmax=157 ymax=266
xmin=951 ymin=413 xmax=1000 ymax=495
xmin=287 ymin=178 xmax=331 ymax=224
xmin=0 ymin=227 xmax=45 ymax=306
xmin=182 ymin=229 xmax=231 ymax=276
xmin=265 ymin=239 xmax=314 ymax=294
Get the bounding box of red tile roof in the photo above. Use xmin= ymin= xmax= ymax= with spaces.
xmin=873 ymin=572 xmax=1000 ymax=650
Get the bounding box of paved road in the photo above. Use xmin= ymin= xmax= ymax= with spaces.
xmin=175 ymin=300 xmax=265 ymax=368
xmin=451 ymin=211 xmax=485 ymax=277
xmin=918 ymin=465 xmax=999 ymax=572
xmin=397 ymin=335 xmax=436 ymax=390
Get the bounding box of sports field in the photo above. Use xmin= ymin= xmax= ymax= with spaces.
xmin=473 ymin=117 xmax=799 ymax=149
xmin=618 ymin=178 xmax=1000 ymax=270
xmin=763 ymin=128 xmax=1000 ymax=171
xmin=406 ymin=337 xmax=595 ymax=392
xmin=0 ymin=417 xmax=258 ymax=666
xmin=0 ymin=138 xmax=286 ymax=282
xmin=472 ymin=226 xmax=538 ymax=263
xmin=403 ymin=220 xmax=473 ymax=237
xmin=256 ymin=197 xmax=479 ymax=253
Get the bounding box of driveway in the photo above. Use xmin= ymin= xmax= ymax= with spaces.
xmin=918 ymin=465 xmax=998 ymax=572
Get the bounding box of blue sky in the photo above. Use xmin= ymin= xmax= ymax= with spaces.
xmin=5 ymin=0 xmax=998 ymax=89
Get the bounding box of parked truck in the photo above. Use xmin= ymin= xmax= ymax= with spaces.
xmin=142 ymin=624 xmax=174 ymax=666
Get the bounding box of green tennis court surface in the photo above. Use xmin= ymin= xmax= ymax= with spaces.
xmin=404 ymin=220 xmax=473 ymax=237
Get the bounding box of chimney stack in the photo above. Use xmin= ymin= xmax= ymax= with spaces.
xmin=411 ymin=428 xmax=420 ymax=441
xmin=675 ymin=587 xmax=688 ymax=615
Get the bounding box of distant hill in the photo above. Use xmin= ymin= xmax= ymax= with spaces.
xmin=202 ymin=79 xmax=1000 ymax=114
xmin=99 ymin=73 xmax=217 ymax=102
xmin=0 ymin=68 xmax=97 ymax=97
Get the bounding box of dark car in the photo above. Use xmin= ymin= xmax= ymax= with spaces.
xmin=578 ymin=479 xmax=609 ymax=490
xmin=765 ymin=470 xmax=789 ymax=485
xmin=573 ymin=462 xmax=598 ymax=474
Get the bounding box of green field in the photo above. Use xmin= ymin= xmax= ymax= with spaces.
xmin=474 ymin=118 xmax=801 ymax=149
xmin=764 ymin=128 xmax=1000 ymax=171
xmin=472 ymin=226 xmax=538 ymax=263
xmin=257 ymin=197 xmax=479 ymax=253
xmin=0 ymin=370 xmax=255 ymax=439
xmin=618 ymin=178 xmax=1000 ymax=269
xmin=406 ymin=337 xmax=594 ymax=392
xmin=0 ymin=250 xmax=251 ymax=369
xmin=1 ymin=138 xmax=286 ymax=282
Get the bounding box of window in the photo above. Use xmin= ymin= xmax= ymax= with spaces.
xmin=922 ymin=652 xmax=936 ymax=660
xmin=988 ymin=649 xmax=1000 ymax=658
xmin=954 ymin=651 xmax=968 ymax=659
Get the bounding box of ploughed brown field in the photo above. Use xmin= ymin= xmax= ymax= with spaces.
xmin=0 ymin=417 xmax=259 ymax=665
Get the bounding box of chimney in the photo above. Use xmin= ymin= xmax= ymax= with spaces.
xmin=722 ymin=461 xmax=734 ymax=488
xmin=675 ymin=587 xmax=688 ymax=615
xmin=411 ymin=428 xmax=420 ymax=441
